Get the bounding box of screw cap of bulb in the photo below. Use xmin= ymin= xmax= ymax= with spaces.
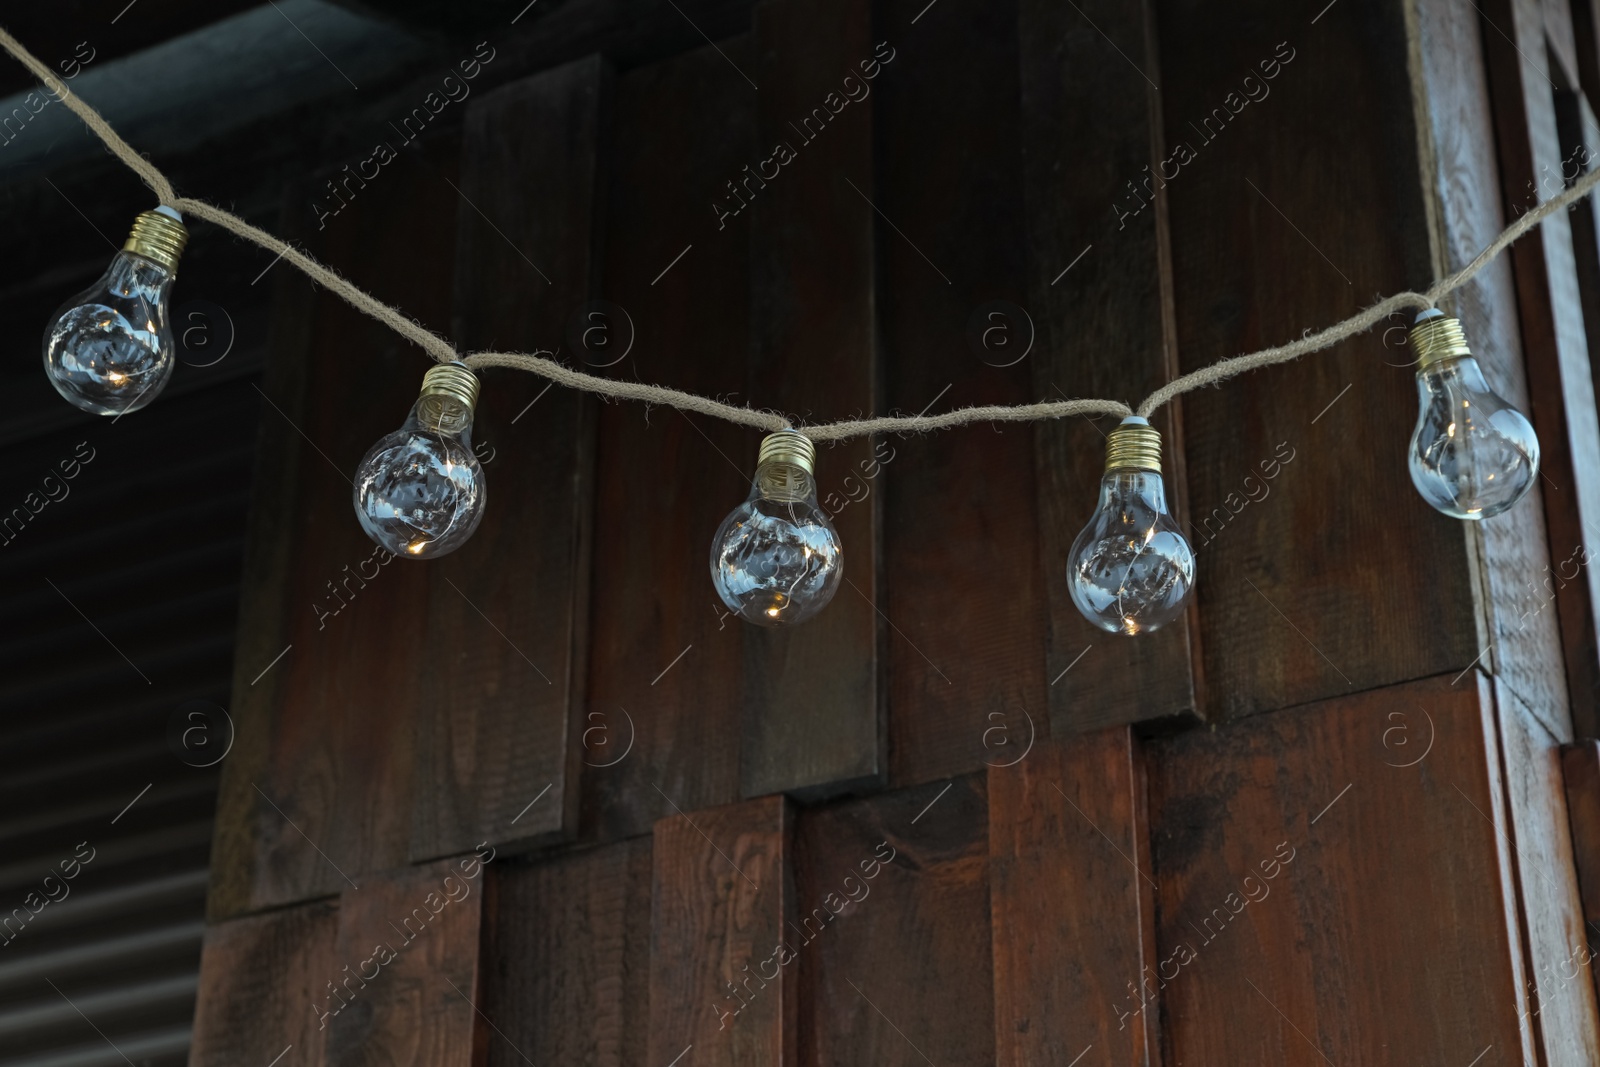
xmin=417 ymin=361 xmax=480 ymax=432
xmin=756 ymin=429 xmax=815 ymax=502
xmin=123 ymin=208 xmax=189 ymax=275
xmin=1409 ymin=309 xmax=1473 ymax=370
xmin=1104 ymin=416 xmax=1161 ymax=473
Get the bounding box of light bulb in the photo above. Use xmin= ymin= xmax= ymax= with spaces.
xmin=1067 ymin=417 xmax=1195 ymax=636
xmin=1407 ymin=310 xmax=1540 ymax=519
xmin=710 ymin=429 xmax=842 ymax=626
xmin=354 ymin=362 xmax=486 ymax=558
xmin=43 ymin=207 xmax=188 ymax=415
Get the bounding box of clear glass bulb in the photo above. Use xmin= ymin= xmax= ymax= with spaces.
xmin=1407 ymin=312 xmax=1539 ymax=520
xmin=43 ymin=208 xmax=188 ymax=416
xmin=1067 ymin=418 xmax=1195 ymax=636
xmin=711 ymin=430 xmax=842 ymax=626
xmin=354 ymin=364 xmax=486 ymax=559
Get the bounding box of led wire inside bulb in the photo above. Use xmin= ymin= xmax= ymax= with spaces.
xmin=42 ymin=206 xmax=188 ymax=416
xmin=1066 ymin=417 xmax=1196 ymax=636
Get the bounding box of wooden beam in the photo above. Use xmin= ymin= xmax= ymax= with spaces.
xmin=480 ymin=837 xmax=654 ymax=1067
xmin=990 ymin=731 xmax=1160 ymax=1067
xmin=580 ymin=38 xmax=754 ymax=839
xmin=1024 ymin=0 xmax=1199 ymax=736
xmin=1155 ymin=0 xmax=1476 ymax=719
xmin=212 ymin=132 xmax=462 ymax=916
xmin=324 ymin=857 xmax=488 ymax=1066
xmin=873 ymin=0 xmax=1052 ymax=783
xmin=648 ymin=796 xmax=794 ymax=1067
xmin=190 ymin=901 xmax=339 ymax=1066
xmin=410 ymin=55 xmax=609 ymax=862
xmin=740 ymin=0 xmax=883 ymax=799
xmin=1149 ymin=674 xmax=1537 ymax=1063
xmin=795 ymin=775 xmax=993 ymax=1067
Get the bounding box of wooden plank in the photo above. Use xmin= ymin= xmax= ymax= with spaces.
xmin=409 ymin=56 xmax=609 ymax=862
xmin=1149 ymin=673 xmax=1536 ymax=1064
xmin=1496 ymin=684 xmax=1600 ymax=1064
xmin=190 ymin=901 xmax=339 ymax=1067
xmin=648 ymin=795 xmax=793 ymax=1067
xmin=1477 ymin=0 xmax=1600 ymax=736
xmin=1412 ymin=0 xmax=1571 ymax=738
xmin=1561 ymin=739 xmax=1600 ymax=931
xmin=579 ymin=40 xmax=754 ymax=840
xmin=1156 ymin=0 xmax=1477 ymax=719
xmin=989 ymin=731 xmax=1160 ymax=1067
xmin=480 ymin=837 xmax=653 ymax=1067
xmin=1553 ymin=83 xmax=1600 ymax=730
xmin=212 ymin=134 xmax=463 ymax=915
xmin=209 ymin=188 xmax=319 ymax=923
xmin=870 ymin=0 xmax=1046 ymax=785
xmin=796 ymin=776 xmax=992 ymax=1067
xmin=1022 ymin=0 xmax=1198 ymax=737
xmin=324 ymin=856 xmax=488 ymax=1066
xmin=741 ymin=0 xmax=883 ymax=800
xmin=1571 ymin=0 xmax=1600 ymax=105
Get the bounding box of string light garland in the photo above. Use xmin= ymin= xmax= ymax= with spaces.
xmin=1 ymin=24 xmax=1570 ymax=634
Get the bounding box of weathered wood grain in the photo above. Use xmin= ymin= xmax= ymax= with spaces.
xmin=579 ymin=39 xmax=754 ymax=841
xmin=1156 ymin=0 xmax=1473 ymax=719
xmin=1496 ymin=683 xmax=1600 ymax=1064
xmin=410 ymin=56 xmax=610 ymax=862
xmin=480 ymin=837 xmax=653 ymax=1067
xmin=1022 ymin=0 xmax=1199 ymax=737
xmin=213 ymin=135 xmax=462 ymax=915
xmin=795 ymin=775 xmax=992 ymax=1067
xmin=324 ymin=857 xmax=487 ymax=1067
xmin=1149 ymin=673 xmax=1536 ymax=1064
xmin=1473 ymin=0 xmax=1600 ymax=740
xmin=190 ymin=901 xmax=339 ymax=1067
xmin=989 ymin=731 xmax=1160 ymax=1067
xmin=209 ymin=185 xmax=320 ymax=923
xmin=741 ymin=0 xmax=883 ymax=801
xmin=1562 ymin=739 xmax=1600 ymax=930
xmin=869 ymin=0 xmax=1050 ymax=784
xmin=648 ymin=795 xmax=793 ymax=1067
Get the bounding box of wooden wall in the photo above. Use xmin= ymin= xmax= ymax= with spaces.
xmin=189 ymin=0 xmax=1600 ymax=1063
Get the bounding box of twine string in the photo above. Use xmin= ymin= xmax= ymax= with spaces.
xmin=3 ymin=22 xmax=1594 ymax=443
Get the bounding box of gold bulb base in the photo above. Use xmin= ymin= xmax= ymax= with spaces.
xmin=756 ymin=429 xmax=815 ymax=502
xmin=123 ymin=209 xmax=188 ymax=275
xmin=417 ymin=362 xmax=480 ymax=433
xmin=1410 ymin=313 xmax=1473 ymax=370
xmin=1105 ymin=420 xmax=1161 ymax=474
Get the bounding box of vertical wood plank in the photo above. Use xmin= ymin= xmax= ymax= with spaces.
xmin=209 ymin=188 xmax=318 ymax=922
xmin=796 ymin=776 xmax=993 ymax=1067
xmin=1412 ymin=0 xmax=1570 ymax=739
xmin=1155 ymin=0 xmax=1474 ymax=720
xmin=214 ymin=135 xmax=462 ymax=914
xmin=410 ymin=56 xmax=610 ymax=862
xmin=871 ymin=0 xmax=1050 ymax=785
xmin=1022 ymin=0 xmax=1199 ymax=737
xmin=1495 ymin=684 xmax=1600 ymax=1063
xmin=580 ymin=40 xmax=754 ymax=841
xmin=481 ymin=837 xmax=653 ymax=1067
xmin=324 ymin=857 xmax=487 ymax=1067
xmin=1478 ymin=0 xmax=1600 ymax=740
xmin=1149 ymin=674 xmax=1536 ymax=1065
xmin=648 ymin=796 xmax=793 ymax=1067
xmin=989 ymin=732 xmax=1160 ymax=1067
xmin=190 ymin=902 xmax=339 ymax=1067
xmin=1561 ymin=739 xmax=1600 ymax=931
xmin=740 ymin=0 xmax=883 ymax=800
